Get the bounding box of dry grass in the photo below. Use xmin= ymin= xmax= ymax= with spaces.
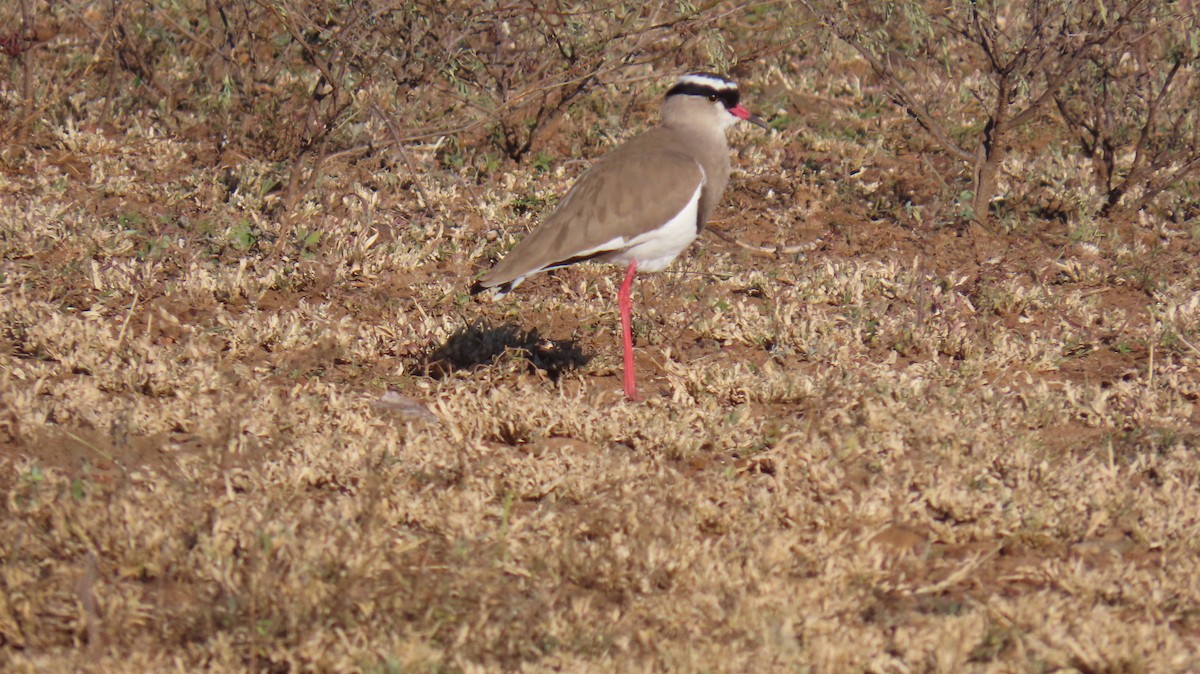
xmin=2 ymin=2 xmax=1200 ymax=672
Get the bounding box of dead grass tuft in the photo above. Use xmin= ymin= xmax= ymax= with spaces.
xmin=2 ymin=0 xmax=1199 ymax=671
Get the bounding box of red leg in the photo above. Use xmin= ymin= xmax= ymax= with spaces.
xmin=618 ymin=260 xmax=639 ymax=401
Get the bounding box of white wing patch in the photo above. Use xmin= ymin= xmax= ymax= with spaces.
xmin=565 ymin=235 xmax=628 ymax=260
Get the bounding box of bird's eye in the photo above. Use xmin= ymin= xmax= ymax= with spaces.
xmin=708 ymin=94 xmax=719 ymax=102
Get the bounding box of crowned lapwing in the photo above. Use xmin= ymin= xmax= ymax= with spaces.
xmin=472 ymin=73 xmax=768 ymax=400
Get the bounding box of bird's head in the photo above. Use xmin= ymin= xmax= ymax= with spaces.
xmin=663 ymin=73 xmax=769 ymax=132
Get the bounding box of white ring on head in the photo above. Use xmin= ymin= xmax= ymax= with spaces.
xmin=673 ymin=73 xmax=737 ymax=92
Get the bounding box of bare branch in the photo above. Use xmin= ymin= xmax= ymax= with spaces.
xmin=706 ymin=225 xmax=824 ymax=257
xmin=798 ymin=0 xmax=974 ymax=163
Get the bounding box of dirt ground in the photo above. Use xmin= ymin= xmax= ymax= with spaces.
xmin=2 ymin=10 xmax=1200 ymax=672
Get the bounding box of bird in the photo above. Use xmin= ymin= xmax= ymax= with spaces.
xmin=471 ymin=72 xmax=769 ymax=401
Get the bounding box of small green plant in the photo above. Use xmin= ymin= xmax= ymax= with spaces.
xmin=116 ymin=213 xmax=146 ymax=229
xmin=295 ymin=227 xmax=321 ymax=251
xmin=229 ymin=221 xmax=256 ymax=251
xmin=531 ymin=151 xmax=553 ymax=173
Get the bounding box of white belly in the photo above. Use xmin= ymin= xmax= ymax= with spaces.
xmin=612 ymin=182 xmax=702 ymax=272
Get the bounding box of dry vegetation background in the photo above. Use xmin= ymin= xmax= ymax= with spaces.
xmin=2 ymin=0 xmax=1200 ymax=671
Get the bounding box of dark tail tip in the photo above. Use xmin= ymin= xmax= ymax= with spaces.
xmin=470 ymin=280 xmax=514 ymax=297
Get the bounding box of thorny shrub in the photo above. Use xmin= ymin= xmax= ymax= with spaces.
xmin=0 ymin=0 xmax=802 ymax=218
xmin=2 ymin=0 xmax=1197 ymax=229
xmin=802 ymin=0 xmax=1200 ymax=226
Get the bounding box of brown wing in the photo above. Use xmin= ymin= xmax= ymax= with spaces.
xmin=477 ymin=133 xmax=705 ymax=290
